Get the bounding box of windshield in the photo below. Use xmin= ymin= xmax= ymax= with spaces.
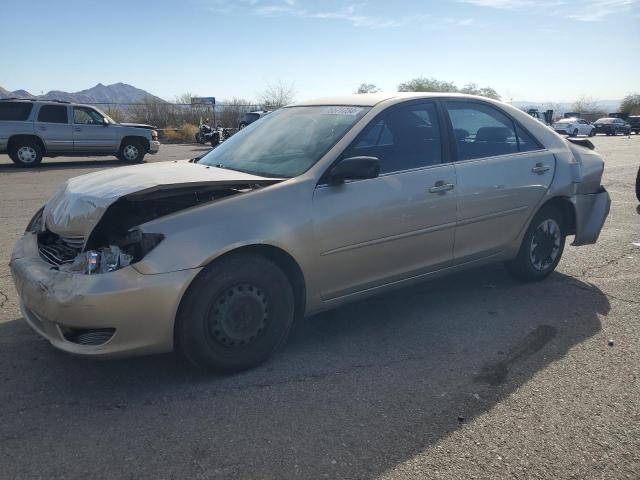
xmin=199 ymin=106 xmax=370 ymax=178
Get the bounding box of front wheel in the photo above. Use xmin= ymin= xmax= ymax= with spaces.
xmin=176 ymin=254 xmax=295 ymax=373
xmin=505 ymin=206 xmax=566 ymax=282
xmin=571 ymin=128 xmax=579 ymax=137
xmin=588 ymin=129 xmax=596 ymax=137
xmin=118 ymin=140 xmax=146 ymax=163
xmin=635 ymin=167 xmax=640 ymax=203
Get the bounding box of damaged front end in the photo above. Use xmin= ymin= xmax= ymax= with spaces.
xmin=31 ymin=181 xmax=273 ymax=275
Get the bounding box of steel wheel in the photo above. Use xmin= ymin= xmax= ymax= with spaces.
xmin=17 ymin=146 xmax=38 ymax=164
xmin=529 ymin=219 xmax=562 ymax=271
xmin=208 ymin=283 xmax=269 ymax=348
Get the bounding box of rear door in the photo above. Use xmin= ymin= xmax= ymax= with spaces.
xmin=35 ymin=104 xmax=73 ymax=153
xmin=312 ymin=101 xmax=457 ymax=300
xmin=72 ymin=106 xmax=119 ymax=152
xmin=444 ymin=100 xmax=555 ymax=264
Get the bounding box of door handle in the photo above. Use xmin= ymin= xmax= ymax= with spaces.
xmin=531 ymin=163 xmax=550 ymax=174
xmin=428 ymin=181 xmax=455 ymax=193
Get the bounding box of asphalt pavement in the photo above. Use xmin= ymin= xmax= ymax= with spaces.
xmin=0 ymin=137 xmax=638 ymax=479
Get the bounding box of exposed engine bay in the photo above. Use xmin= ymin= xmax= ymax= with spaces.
xmin=34 ymin=182 xmax=274 ymax=274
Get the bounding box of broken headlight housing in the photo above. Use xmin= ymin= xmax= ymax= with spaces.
xmin=60 ymin=230 xmax=164 ymax=275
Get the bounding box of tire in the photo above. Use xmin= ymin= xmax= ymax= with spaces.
xmin=176 ymin=253 xmax=295 ymax=373
xmin=571 ymin=129 xmax=578 ymax=137
xmin=118 ymin=139 xmax=145 ymax=163
xmin=588 ymin=129 xmax=596 ymax=137
xmin=239 ymin=122 xmax=247 ymax=130
xmin=635 ymin=167 xmax=640 ymax=203
xmin=195 ymin=133 xmax=203 ymax=144
xmin=505 ymin=205 xmax=566 ymax=282
xmin=9 ymin=139 xmax=43 ymax=167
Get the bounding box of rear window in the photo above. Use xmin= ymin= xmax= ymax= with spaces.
xmin=595 ymin=118 xmax=614 ymax=124
xmin=37 ymin=105 xmax=68 ymax=124
xmin=0 ymin=102 xmax=34 ymax=121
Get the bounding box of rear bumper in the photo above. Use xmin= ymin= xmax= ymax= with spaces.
xmin=10 ymin=233 xmax=200 ymax=358
xmin=570 ymin=188 xmax=611 ymax=246
xmin=148 ymin=140 xmax=160 ymax=154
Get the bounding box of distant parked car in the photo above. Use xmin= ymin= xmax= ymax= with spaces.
xmin=628 ymin=116 xmax=640 ymax=134
xmin=238 ymin=110 xmax=270 ymax=129
xmin=552 ymin=117 xmax=595 ymax=137
xmin=593 ymin=117 xmax=631 ymax=136
xmin=0 ymin=99 xmax=160 ymax=167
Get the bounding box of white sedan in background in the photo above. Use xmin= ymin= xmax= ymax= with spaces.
xmin=552 ymin=118 xmax=595 ymax=137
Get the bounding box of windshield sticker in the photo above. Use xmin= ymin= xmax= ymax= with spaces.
xmin=322 ymin=106 xmax=363 ymax=116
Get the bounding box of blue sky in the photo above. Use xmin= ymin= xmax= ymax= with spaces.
xmin=1 ymin=0 xmax=638 ymax=102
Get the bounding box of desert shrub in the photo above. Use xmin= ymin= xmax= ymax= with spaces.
xmin=163 ymin=123 xmax=199 ymax=143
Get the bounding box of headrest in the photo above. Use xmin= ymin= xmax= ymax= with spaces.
xmin=475 ymin=126 xmax=511 ymax=142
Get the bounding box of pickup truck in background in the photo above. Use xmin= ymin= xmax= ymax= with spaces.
xmin=0 ymin=99 xmax=160 ymax=167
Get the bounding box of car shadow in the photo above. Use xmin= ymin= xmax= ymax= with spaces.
xmin=0 ymin=265 xmax=608 ymax=478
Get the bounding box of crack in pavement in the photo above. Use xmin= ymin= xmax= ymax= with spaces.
xmin=0 ymin=289 xmax=8 ymax=309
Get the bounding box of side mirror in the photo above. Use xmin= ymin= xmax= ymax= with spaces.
xmin=327 ymin=156 xmax=380 ymax=184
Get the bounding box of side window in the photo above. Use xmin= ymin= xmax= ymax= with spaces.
xmin=0 ymin=102 xmax=34 ymax=121
xmin=74 ymin=107 xmax=104 ymax=125
xmin=446 ymin=101 xmax=518 ymax=160
xmin=515 ymin=124 xmax=542 ymax=152
xmin=345 ymin=102 xmax=443 ymax=174
xmin=37 ymin=105 xmax=68 ymax=124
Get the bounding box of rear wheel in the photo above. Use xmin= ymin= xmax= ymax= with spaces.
xmin=9 ymin=139 xmax=43 ymax=167
xmin=635 ymin=167 xmax=640 ymax=203
xmin=176 ymin=253 xmax=295 ymax=373
xmin=588 ymin=128 xmax=596 ymax=137
xmin=505 ymin=206 xmax=566 ymax=282
xmin=118 ymin=139 xmax=145 ymax=163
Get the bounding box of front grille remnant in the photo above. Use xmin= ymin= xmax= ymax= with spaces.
xmin=37 ymin=231 xmax=84 ymax=266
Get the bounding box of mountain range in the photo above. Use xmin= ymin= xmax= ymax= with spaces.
xmin=0 ymin=82 xmax=165 ymax=104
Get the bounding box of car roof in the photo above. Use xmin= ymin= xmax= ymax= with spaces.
xmin=289 ymin=92 xmax=487 ymax=107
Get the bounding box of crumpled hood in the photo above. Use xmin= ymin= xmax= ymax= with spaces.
xmin=43 ymin=160 xmax=275 ymax=238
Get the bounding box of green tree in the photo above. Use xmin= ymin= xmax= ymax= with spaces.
xmin=354 ymin=83 xmax=380 ymax=94
xmin=398 ymin=77 xmax=500 ymax=100
xmin=620 ymin=93 xmax=640 ymax=115
xmin=398 ymin=77 xmax=457 ymax=93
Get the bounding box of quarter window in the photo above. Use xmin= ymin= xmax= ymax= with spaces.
xmin=515 ymin=125 xmax=542 ymax=152
xmin=0 ymin=102 xmax=33 ymax=121
xmin=345 ymin=102 xmax=443 ymax=174
xmin=74 ymin=107 xmax=104 ymax=125
xmin=37 ymin=105 xmax=68 ymax=124
xmin=446 ymin=101 xmax=518 ymax=160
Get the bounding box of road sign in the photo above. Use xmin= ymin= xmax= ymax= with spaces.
xmin=191 ymin=97 xmax=216 ymax=105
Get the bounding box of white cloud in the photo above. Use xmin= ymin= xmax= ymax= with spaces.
xmin=203 ymin=1 xmax=474 ymax=29
xmin=459 ymin=0 xmax=639 ymax=21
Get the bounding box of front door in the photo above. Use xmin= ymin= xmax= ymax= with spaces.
xmin=72 ymin=106 xmax=119 ymax=153
xmin=444 ymin=100 xmax=555 ymax=263
xmin=34 ymin=104 xmax=73 ymax=153
xmin=312 ymin=101 xmax=457 ymax=300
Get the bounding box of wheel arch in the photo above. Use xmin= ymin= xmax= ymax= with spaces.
xmin=7 ymin=134 xmax=46 ymax=154
xmin=176 ymin=243 xmax=307 ymax=331
xmin=119 ymin=135 xmax=150 ymax=152
xmin=538 ymin=196 xmax=576 ymax=235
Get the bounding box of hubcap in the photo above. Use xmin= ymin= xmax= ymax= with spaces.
xmin=529 ymin=219 xmax=561 ymax=271
xmin=17 ymin=146 xmax=37 ymax=163
xmin=208 ymin=284 xmax=269 ymax=347
xmin=123 ymin=145 xmax=139 ymax=160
